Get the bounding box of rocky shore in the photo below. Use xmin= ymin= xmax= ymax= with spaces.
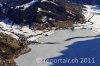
xmin=0 ymin=33 xmax=31 ymax=66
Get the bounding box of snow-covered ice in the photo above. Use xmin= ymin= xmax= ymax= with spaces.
xmin=15 ymin=29 xmax=99 ymax=66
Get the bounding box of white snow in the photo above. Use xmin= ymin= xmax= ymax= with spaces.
xmin=16 ymin=0 xmax=38 ymax=10
xmin=43 ymin=30 xmax=55 ymax=36
xmin=27 ymin=35 xmax=43 ymax=41
xmin=74 ymin=5 xmax=100 ymax=34
xmin=41 ymin=0 xmax=47 ymax=2
xmin=86 ymin=5 xmax=100 ymax=33
xmin=0 ymin=20 xmax=55 ymax=41
xmin=0 ymin=30 xmax=19 ymax=40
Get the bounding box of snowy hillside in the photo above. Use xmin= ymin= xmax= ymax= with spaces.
xmin=0 ymin=0 xmax=57 ymax=42
xmin=0 ymin=20 xmax=55 ymax=41
xmin=0 ymin=0 xmax=85 ymax=42
xmin=0 ymin=5 xmax=100 ymax=42
xmin=0 ymin=0 xmax=100 ymax=42
xmin=74 ymin=5 xmax=100 ymax=33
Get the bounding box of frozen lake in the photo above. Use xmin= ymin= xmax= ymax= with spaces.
xmin=15 ymin=29 xmax=99 ymax=66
